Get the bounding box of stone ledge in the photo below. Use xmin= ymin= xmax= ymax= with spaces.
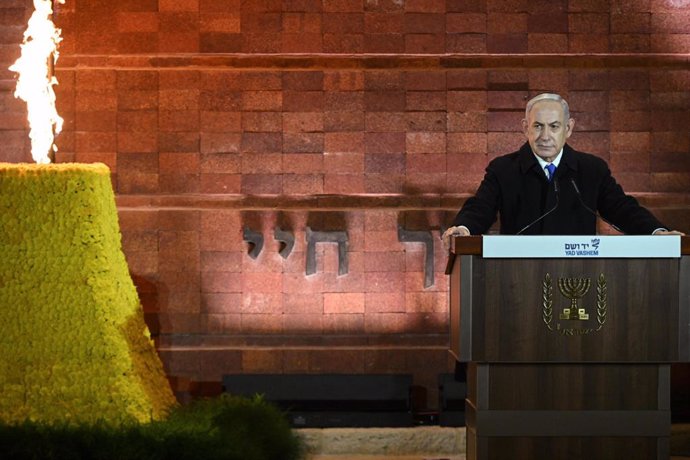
xmin=297 ymin=427 xmax=466 ymax=457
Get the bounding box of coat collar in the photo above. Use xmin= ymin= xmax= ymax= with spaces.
xmin=518 ymin=142 xmax=579 ymax=175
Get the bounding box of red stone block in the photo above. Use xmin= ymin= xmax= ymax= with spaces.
xmin=159 ymin=174 xmax=200 ymax=193
xmin=116 ymin=90 xmax=157 ymax=112
xmin=242 ymin=32 xmax=284 ymax=53
xmin=158 ymin=132 xmax=199 ymax=153
xmin=324 ymin=132 xmax=364 ymax=154
xmin=75 ymin=132 xmax=116 ymax=153
xmin=199 ymin=32 xmax=241 ymax=52
xmin=158 ymin=90 xmax=198 ymax=112
xmin=364 ymin=210 xmax=399 ymax=231
xmin=363 ymin=91 xmax=406 ymax=112
xmin=365 ymin=292 xmax=406 ymax=313
xmin=364 ymin=313 xmax=407 ymax=334
xmin=651 ymin=111 xmax=690 ymax=132
xmin=73 ymin=152 xmax=117 ymax=171
xmin=652 ymin=131 xmax=690 ymax=153
xmin=282 ymin=72 xmax=324 ymax=92
xmin=283 ymin=314 xmax=324 ymax=334
xmin=487 ymin=0 xmax=528 ymax=12
xmin=282 ymin=174 xmax=324 ymax=194
xmin=649 ymin=70 xmax=690 ymax=92
xmin=365 ymin=173 xmax=404 ymax=192
xmin=158 ymin=110 xmax=200 ymax=132
xmin=446 ymin=12 xmax=486 ymax=33
xmin=572 ymin=111 xmax=609 ymax=132
xmin=527 ymin=33 xmax=569 ymax=53
xmin=404 ymin=72 xmax=446 ymax=92
xmin=406 ymin=132 xmax=446 ymax=154
xmin=651 ymin=34 xmax=690 ymax=53
xmin=240 ymin=11 xmax=281 ymax=32
xmin=363 ymin=33 xmax=405 ymax=53
xmin=200 ymin=293 xmax=241 ymax=314
xmin=569 ymin=90 xmax=609 ymax=114
xmin=283 ymin=12 xmax=322 ymax=33
xmin=323 ymin=174 xmax=365 ymax=193
xmin=116 ymin=111 xmax=156 ymax=133
xmin=283 ymin=132 xmax=324 ymax=153
xmin=241 ymin=174 xmax=282 ymax=194
xmin=568 ymin=70 xmax=608 ymax=90
xmin=116 ymin=12 xmax=158 ymax=33
xmin=610 ymin=151 xmax=651 ymax=173
xmin=159 ymin=152 xmax=200 ymax=174
xmin=364 ymin=132 xmax=405 ymax=154
xmin=568 ymin=34 xmax=609 ymax=52
xmin=199 ymin=173 xmax=241 ymax=193
xmin=158 ymin=247 xmax=200 ymax=273
xmin=611 ymin=34 xmax=651 ymax=53
xmin=241 ymin=272 xmax=283 ymax=294
xmin=74 ymin=90 xmax=117 ymax=112
xmin=123 ymin=250 xmax=159 ymax=276
xmin=407 ymin=153 xmax=447 ymax=174
xmin=405 ymin=291 xmax=447 ymax=313
xmin=323 ymin=152 xmax=364 ymax=173
xmin=609 ymin=90 xmax=650 ymax=112
xmin=323 ymin=71 xmax=365 ymax=92
xmin=118 ymin=210 xmax=159 ymax=231
xmin=447 ymin=112 xmax=487 ymax=133
xmin=158 ymin=211 xmax=199 ymax=232
xmin=364 ymin=230 xmax=403 ymax=253
xmin=282 ymin=272 xmax=325 ymax=295
xmin=240 ymin=132 xmax=281 ymax=153
xmin=406 ymin=91 xmax=446 ymax=112
xmin=488 ymin=12 xmax=528 ymax=33
xmin=200 ymin=250 xmax=243 ymax=273
xmin=282 ymin=153 xmax=324 ymax=174
xmin=322 ymin=314 xmax=365 ymax=334
xmin=121 ymin=231 xmax=158 ymax=253
xmin=404 ymin=13 xmax=445 ymax=33
xmin=240 ymin=112 xmax=280 ymax=132
xmin=325 ymin=92 xmax=365 ymax=112
xmin=324 ymin=111 xmax=365 ymax=132
xmin=241 ymin=91 xmax=282 ymax=111
xmin=407 ymin=112 xmax=446 ymax=132
xmin=487 ymin=132 xmax=524 ymax=156
xmin=239 ymin=153 xmax=282 ymax=174
xmin=284 ymin=293 xmax=324 ymax=315
xmin=365 ymin=153 xmax=405 ymax=174
xmin=446 ymin=33 xmax=488 ymax=52
xmin=365 ymin=112 xmax=406 ymax=132
xmin=363 ymin=251 xmax=405 ymax=273
xmin=447 ymin=132 xmax=488 ymax=154
xmin=159 ymin=0 xmax=198 ymax=11
xmin=610 ymin=12 xmax=651 ymax=34
xmin=364 ymin=12 xmax=403 ymax=33
xmin=198 ymin=153 xmax=239 ymax=175
xmin=650 ymin=173 xmax=690 ymax=193
xmin=158 ymin=32 xmax=200 ymax=53
xmin=487 ymin=111 xmax=522 ymax=132
xmin=192 ymin=133 xmax=238 ymax=155
xmin=568 ymin=132 xmax=610 ymax=157
xmin=158 ymin=231 xmax=199 ymax=253
xmin=322 ymin=12 xmax=364 ymax=34
xmin=487 ymin=33 xmax=528 ymax=52
xmin=118 ymin=131 xmax=158 ymax=153
xmin=405 ymin=33 xmax=445 ymax=53
xmin=324 ymin=292 xmax=366 ymax=314
xmin=74 ymin=111 xmax=116 ymax=132
xmin=652 ymin=12 xmax=690 ymax=33
xmin=282 ymin=91 xmax=324 ymax=112
xmin=116 ymin=71 xmax=158 ymax=91
xmin=488 ymin=90 xmax=528 ymax=110
xmin=447 ymin=90 xmax=487 ymax=111
xmin=199 ymin=13 xmax=240 ymax=32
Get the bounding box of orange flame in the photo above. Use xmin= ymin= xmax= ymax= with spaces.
xmin=9 ymin=0 xmax=64 ymax=164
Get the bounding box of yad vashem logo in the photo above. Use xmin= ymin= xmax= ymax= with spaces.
xmin=542 ymin=273 xmax=607 ymax=336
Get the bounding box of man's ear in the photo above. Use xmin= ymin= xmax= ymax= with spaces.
xmin=521 ymin=118 xmax=528 ymax=136
xmin=565 ymin=118 xmax=575 ymax=138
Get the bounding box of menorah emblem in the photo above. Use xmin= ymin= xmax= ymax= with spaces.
xmin=558 ymin=277 xmax=591 ymax=320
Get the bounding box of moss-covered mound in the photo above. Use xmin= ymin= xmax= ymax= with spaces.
xmin=0 ymin=395 xmax=304 ymax=460
xmin=0 ymin=163 xmax=176 ymax=424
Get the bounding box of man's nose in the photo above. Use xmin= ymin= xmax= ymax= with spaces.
xmin=538 ymin=128 xmax=549 ymax=140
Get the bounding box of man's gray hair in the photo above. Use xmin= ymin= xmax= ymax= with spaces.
xmin=525 ymin=93 xmax=570 ymax=120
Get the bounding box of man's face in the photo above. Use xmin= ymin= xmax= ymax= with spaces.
xmin=522 ymin=100 xmax=574 ymax=162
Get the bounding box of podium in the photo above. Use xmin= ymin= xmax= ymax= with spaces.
xmin=446 ymin=235 xmax=690 ymax=460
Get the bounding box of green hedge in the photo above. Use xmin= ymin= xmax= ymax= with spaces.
xmin=0 ymin=395 xmax=304 ymax=460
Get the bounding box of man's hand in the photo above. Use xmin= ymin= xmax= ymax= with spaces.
xmin=442 ymin=225 xmax=470 ymax=250
xmin=653 ymin=230 xmax=685 ymax=236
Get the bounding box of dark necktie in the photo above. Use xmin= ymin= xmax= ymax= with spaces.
xmin=545 ymin=163 xmax=556 ymax=182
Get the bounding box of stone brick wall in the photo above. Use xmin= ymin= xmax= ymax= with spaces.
xmin=1 ymin=0 xmax=689 ymax=408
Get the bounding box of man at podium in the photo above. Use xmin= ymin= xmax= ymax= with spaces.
xmin=442 ymin=93 xmax=682 ymax=243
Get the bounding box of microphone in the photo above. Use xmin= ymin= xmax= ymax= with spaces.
xmin=516 ymin=179 xmax=560 ymax=235
xmin=569 ymin=178 xmax=622 ymax=233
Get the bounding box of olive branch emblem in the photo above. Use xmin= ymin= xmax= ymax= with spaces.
xmin=542 ymin=273 xmax=607 ymax=335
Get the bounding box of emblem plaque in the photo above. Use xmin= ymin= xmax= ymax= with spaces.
xmin=542 ymin=273 xmax=607 ymax=336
